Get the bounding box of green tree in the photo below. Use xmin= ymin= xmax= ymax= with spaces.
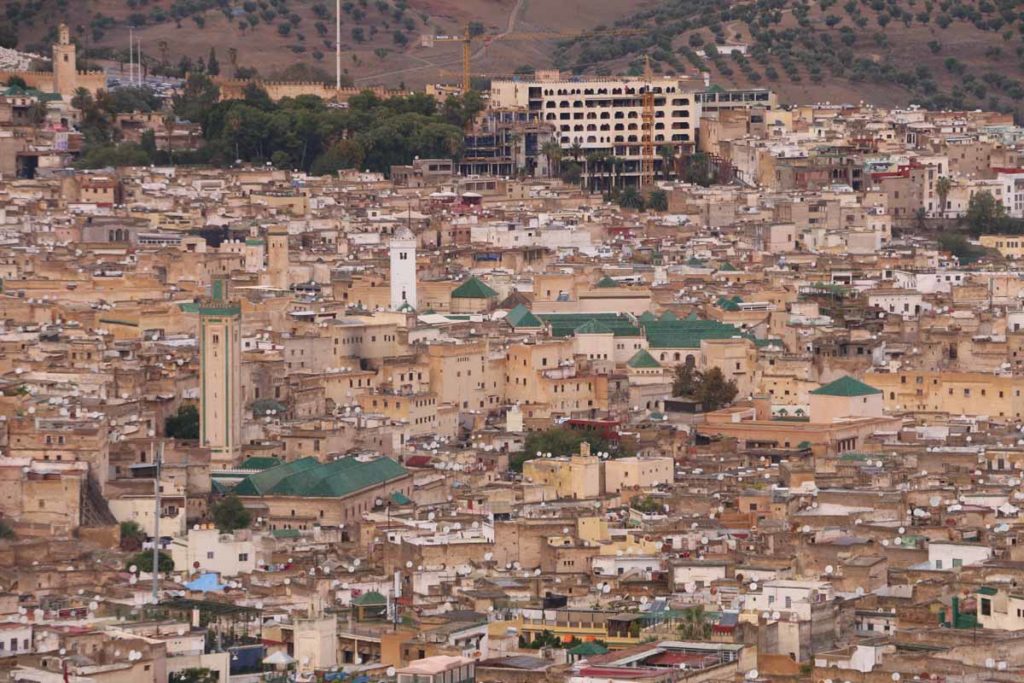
xmin=659 ymin=144 xmax=676 ymax=180
xmin=166 ymin=404 xmax=200 ymax=439
xmin=696 ymin=367 xmax=739 ymax=411
xmin=964 ymin=190 xmax=1006 ymax=235
xmin=647 ymin=189 xmax=668 ymax=212
xmin=173 ymin=669 xmax=219 ymax=683
xmin=212 ymin=494 xmax=252 ymax=532
xmin=514 ymin=428 xmax=622 ymax=473
xmin=5 ymin=75 xmax=27 ymax=89
xmin=672 ymin=362 xmax=699 ymax=397
xmin=676 ymin=606 xmax=712 ymax=640
xmin=207 ymin=48 xmax=220 ymax=76
xmin=541 ymin=140 xmax=563 ymax=178
xmin=120 ymin=521 xmax=146 ymax=551
xmin=934 ymin=175 xmax=952 ymax=216
xmin=173 ymin=73 xmax=220 ymax=126
xmin=618 ymin=186 xmax=645 ymax=210
xmin=0 ymin=520 xmax=14 ymax=540
xmin=127 ymin=550 xmax=174 ymax=573
xmin=672 ymin=364 xmax=738 ymax=411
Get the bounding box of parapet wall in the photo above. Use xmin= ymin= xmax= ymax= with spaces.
xmin=0 ymin=69 xmax=105 ymax=97
xmin=214 ymin=77 xmax=405 ymax=102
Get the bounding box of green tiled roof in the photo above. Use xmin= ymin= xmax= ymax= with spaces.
xmin=686 ymin=257 xmax=706 ymax=267
xmin=627 ymin=349 xmax=661 ymax=369
xmin=643 ymin=319 xmax=745 ymax=349
xmin=595 ymin=276 xmax=620 ymax=288
xmin=539 ymin=313 xmax=641 ymax=338
xmin=451 ymin=276 xmax=498 ymax=299
xmin=569 ymin=642 xmax=608 ymax=656
xmin=810 ymin=376 xmax=881 ymax=397
xmin=353 ymin=590 xmax=387 ymax=606
xmin=717 ymin=295 xmax=743 ymax=311
xmin=390 ymin=491 xmax=413 ymax=505
xmin=659 ymin=310 xmax=678 ymax=321
xmin=239 ymin=456 xmax=283 ymax=471
xmin=637 ymin=311 xmax=657 ymax=323
xmin=575 ymin=319 xmax=614 ymax=335
xmin=271 ymin=528 xmax=300 ymax=538
xmin=718 ymin=261 xmax=738 ymax=272
xmin=233 ymin=456 xmax=407 ymax=498
xmin=506 ymin=304 xmax=543 ymax=328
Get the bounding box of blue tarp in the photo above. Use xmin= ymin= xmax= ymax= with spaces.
xmin=185 ymin=573 xmax=225 ymax=592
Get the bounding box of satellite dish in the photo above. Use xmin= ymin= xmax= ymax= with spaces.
xmin=747 ymin=671 xmax=759 ymax=681
xmin=750 ymin=582 xmax=758 ymax=590
xmin=387 ymin=668 xmax=396 ymax=677
xmin=825 ymin=565 xmax=834 ymax=575
xmin=892 ymin=674 xmax=901 ymax=682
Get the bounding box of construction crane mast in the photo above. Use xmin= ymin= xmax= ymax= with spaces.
xmin=640 ymin=55 xmax=656 ymax=189
xmin=422 ymin=24 xmax=474 ymax=92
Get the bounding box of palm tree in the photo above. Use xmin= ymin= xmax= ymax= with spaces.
xmin=585 ymin=151 xmax=604 ymax=193
xmin=606 ymin=155 xmax=622 ymax=192
xmin=541 ymin=140 xmax=563 ymax=178
xmin=659 ymin=144 xmax=676 ymax=180
xmin=676 ymin=606 xmax=711 ymax=641
xmin=935 ymin=175 xmax=952 ymax=218
xmin=507 ymin=131 xmax=522 ymax=176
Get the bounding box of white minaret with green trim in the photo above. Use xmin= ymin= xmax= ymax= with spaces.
xmin=389 ymin=227 xmax=416 ymax=310
xmin=199 ymin=277 xmax=242 ymax=465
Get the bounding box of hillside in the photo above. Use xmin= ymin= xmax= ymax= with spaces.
xmin=0 ymin=0 xmax=650 ymax=88
xmin=5 ymin=0 xmax=1024 ymax=114
xmin=555 ymin=0 xmax=1024 ymax=114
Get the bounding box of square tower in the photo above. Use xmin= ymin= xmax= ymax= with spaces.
xmin=52 ymin=24 xmax=78 ymax=98
xmin=199 ymin=279 xmax=242 ymax=465
xmin=389 ymin=227 xmax=417 ymax=310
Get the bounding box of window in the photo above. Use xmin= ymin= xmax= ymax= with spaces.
xmin=206 ymin=551 xmax=214 ymax=559
xmin=238 ymin=553 xmax=249 ymax=562
xmin=981 ymin=598 xmax=992 ymax=616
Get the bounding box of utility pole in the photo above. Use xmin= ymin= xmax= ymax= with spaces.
xmin=152 ymin=441 xmax=163 ymax=604
xmin=129 ymin=27 xmax=134 ymax=86
xmin=335 ymin=0 xmax=341 ymax=90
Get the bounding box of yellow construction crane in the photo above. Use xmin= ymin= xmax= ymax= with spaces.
xmin=421 ymin=24 xmax=473 ymax=92
xmin=421 ymin=27 xmax=651 ymax=93
xmin=640 ymin=55 xmax=656 ymax=188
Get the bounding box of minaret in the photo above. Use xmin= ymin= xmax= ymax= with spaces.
xmin=52 ymin=24 xmax=78 ymax=98
xmin=267 ymin=227 xmax=290 ymax=291
xmin=199 ymin=277 xmax=242 ymax=465
xmin=389 ymin=227 xmax=417 ymax=310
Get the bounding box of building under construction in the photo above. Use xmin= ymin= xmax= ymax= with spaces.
xmin=489 ymin=71 xmax=702 ymax=188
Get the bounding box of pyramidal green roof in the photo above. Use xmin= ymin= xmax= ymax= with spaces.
xmin=637 ymin=311 xmax=657 ymax=323
xmin=506 ymin=304 xmax=543 ymax=328
xmin=810 ymin=376 xmax=881 ymax=397
xmin=451 ymin=276 xmax=498 ymax=299
xmin=353 ymin=590 xmax=387 ymax=606
xmin=718 ymin=261 xmax=738 ymax=272
xmin=627 ymin=349 xmax=661 ymax=369
xmin=686 ymin=311 xmax=701 ymax=321
xmin=659 ymin=310 xmax=679 ymax=321
xmin=575 ymin=319 xmax=614 ymax=335
xmin=596 ymin=276 xmax=620 ymax=288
